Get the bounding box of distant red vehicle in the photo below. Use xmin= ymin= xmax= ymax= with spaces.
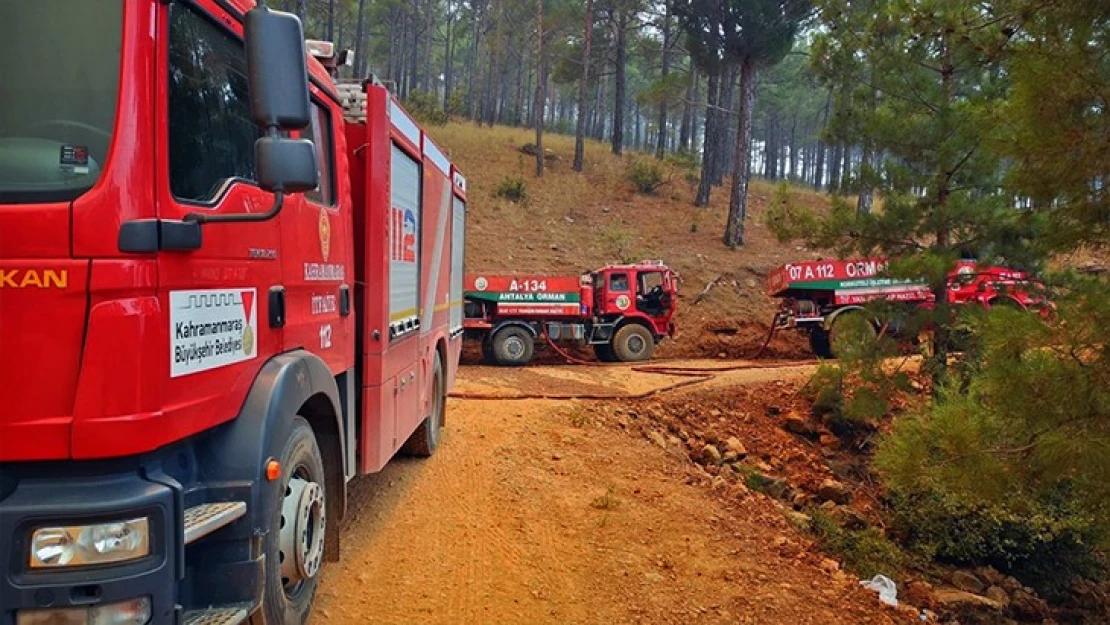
xmin=768 ymin=257 xmax=1049 ymax=358
xmin=464 ymin=261 xmax=678 ymax=365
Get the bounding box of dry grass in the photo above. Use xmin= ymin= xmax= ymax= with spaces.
xmin=431 ymin=122 xmax=834 ymax=357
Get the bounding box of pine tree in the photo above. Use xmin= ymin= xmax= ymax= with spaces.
xmin=719 ymin=0 xmax=810 ymax=248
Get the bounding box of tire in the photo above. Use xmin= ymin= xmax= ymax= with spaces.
xmin=827 ymin=311 xmax=876 ymax=358
xmin=480 ymin=336 xmax=497 ymax=365
xmin=593 ymin=343 xmax=617 ymax=362
xmin=402 ymin=354 xmax=446 ymax=457
xmin=611 ymin=324 xmax=656 ymax=363
xmin=491 ymin=326 xmax=534 ymax=366
xmin=808 ymin=328 xmax=833 ymax=359
xmin=252 ymin=417 xmax=326 ymax=625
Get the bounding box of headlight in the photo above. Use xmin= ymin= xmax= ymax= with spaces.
xmin=17 ymin=597 xmax=151 ymax=625
xmin=29 ymin=518 xmax=150 ymax=568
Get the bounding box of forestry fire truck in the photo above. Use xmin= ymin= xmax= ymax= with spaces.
xmin=0 ymin=3 xmax=467 ymax=624
xmin=767 ymin=257 xmax=1048 ymax=358
xmin=463 ymin=261 xmax=678 ymax=365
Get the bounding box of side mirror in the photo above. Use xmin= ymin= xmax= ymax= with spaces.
xmin=245 ymin=6 xmax=311 ymax=130
xmin=256 ymin=137 xmax=317 ymax=193
xmin=245 ymin=5 xmax=318 ymax=193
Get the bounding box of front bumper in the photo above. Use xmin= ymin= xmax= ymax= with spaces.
xmin=0 ymin=464 xmax=178 ymax=624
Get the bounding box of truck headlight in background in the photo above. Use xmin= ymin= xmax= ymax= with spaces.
xmin=16 ymin=597 xmax=151 ymax=625
xmin=29 ymin=518 xmax=150 ymax=568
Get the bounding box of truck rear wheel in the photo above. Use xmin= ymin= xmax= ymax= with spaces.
xmin=252 ymin=417 xmax=326 ymax=625
xmin=593 ymin=343 xmax=617 ymax=362
xmin=491 ymin=326 xmax=534 ymax=366
xmin=827 ymin=311 xmax=876 ymax=359
xmin=611 ymin=324 xmax=655 ymax=363
xmin=402 ymin=354 xmax=446 ymax=457
xmin=809 ymin=328 xmax=833 ymax=359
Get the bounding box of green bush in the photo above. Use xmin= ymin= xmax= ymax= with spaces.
xmin=627 ymin=159 xmax=666 ymax=194
xmin=810 ymin=508 xmax=908 ymax=578
xmin=801 ymin=314 xmax=904 ymax=434
xmin=445 ymin=90 xmax=467 ymax=116
xmin=886 ymin=489 xmax=1103 ymax=600
xmin=492 ymin=176 xmax=527 ymax=203
xmin=402 ymin=90 xmax=448 ymax=126
xmin=665 ymin=150 xmax=699 ymax=172
xmin=875 ymin=284 xmax=1110 ymax=599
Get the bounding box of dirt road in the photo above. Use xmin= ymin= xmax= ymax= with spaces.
xmin=315 ymin=362 xmax=908 ymax=624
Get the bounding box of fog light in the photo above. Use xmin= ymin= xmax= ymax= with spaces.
xmin=30 ymin=518 xmax=150 ymax=568
xmin=16 ymin=597 xmax=151 ymax=625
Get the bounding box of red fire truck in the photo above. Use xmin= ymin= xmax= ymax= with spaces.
xmin=768 ymin=257 xmax=1047 ymax=358
xmin=463 ymin=261 xmax=678 ymax=365
xmin=0 ymin=3 xmax=465 ymax=624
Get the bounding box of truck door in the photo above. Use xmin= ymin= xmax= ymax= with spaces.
xmin=153 ymin=1 xmax=285 ymax=436
xmin=606 ymin=272 xmax=633 ymax=315
xmin=636 ymin=271 xmax=667 ymax=317
xmin=280 ymin=93 xmax=351 ymax=375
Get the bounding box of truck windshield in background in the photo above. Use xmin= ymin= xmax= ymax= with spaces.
xmin=0 ymin=0 xmax=122 ymax=203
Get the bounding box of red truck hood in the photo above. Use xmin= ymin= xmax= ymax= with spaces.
xmin=0 ymin=202 xmax=89 ymax=461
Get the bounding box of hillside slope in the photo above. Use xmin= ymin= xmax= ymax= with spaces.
xmin=432 ymin=123 xmax=829 ymax=359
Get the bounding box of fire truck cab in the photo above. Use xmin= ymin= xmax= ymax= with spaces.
xmin=0 ymin=2 xmax=466 ymax=624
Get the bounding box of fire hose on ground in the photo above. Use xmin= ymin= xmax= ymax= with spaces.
xmin=447 ymin=323 xmax=818 ymax=401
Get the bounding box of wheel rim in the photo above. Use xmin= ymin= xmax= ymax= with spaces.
xmin=504 ymin=336 xmax=526 ymax=360
xmin=627 ymin=334 xmax=646 ymax=355
xmin=430 ymin=364 xmax=445 ymax=446
xmin=280 ymin=469 xmax=326 ymax=598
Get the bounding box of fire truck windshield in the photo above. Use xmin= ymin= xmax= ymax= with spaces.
xmin=0 ymin=0 xmax=122 ymax=203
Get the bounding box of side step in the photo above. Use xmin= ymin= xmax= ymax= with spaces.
xmin=184 ymin=502 xmax=247 ymax=544
xmin=183 ymin=606 xmax=249 ymax=625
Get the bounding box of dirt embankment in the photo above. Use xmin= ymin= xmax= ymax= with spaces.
xmin=431 ymin=122 xmax=832 ymax=361
xmin=314 ymin=362 xmax=913 ymax=624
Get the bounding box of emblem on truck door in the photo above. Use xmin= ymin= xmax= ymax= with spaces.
xmin=170 ymin=289 xmax=259 ymax=378
xmin=319 ymin=208 xmax=332 ymax=262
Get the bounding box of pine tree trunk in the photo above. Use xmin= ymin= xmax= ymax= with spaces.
xmin=695 ymin=68 xmax=720 ymax=207
xmin=789 ymin=113 xmax=798 ymax=181
xmin=612 ymin=7 xmax=627 ymax=156
xmin=353 ymin=0 xmax=368 ymax=79
xmin=465 ymin=11 xmax=481 ymax=116
xmin=763 ymin=114 xmax=775 ymax=179
xmin=326 ymin=0 xmax=335 ymax=40
xmin=840 ymin=143 xmax=852 ymax=194
xmin=443 ymin=0 xmax=455 ymax=109
xmin=724 ymin=57 xmax=757 ymax=248
xmin=655 ymin=0 xmax=671 ymax=159
xmin=592 ymin=77 xmax=607 ymax=140
xmin=929 ymin=33 xmax=957 ymax=389
xmin=574 ymin=0 xmax=593 ymax=171
xmin=712 ymin=66 xmax=735 ymax=186
xmin=535 ymin=0 xmax=545 ymax=177
xmin=679 ymin=69 xmax=694 ymax=153
xmin=857 ymin=141 xmax=874 ymax=214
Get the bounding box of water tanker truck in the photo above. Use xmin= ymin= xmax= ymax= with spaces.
xmin=768 ymin=257 xmax=1049 ymax=358
xmin=463 ymin=261 xmax=678 ymax=365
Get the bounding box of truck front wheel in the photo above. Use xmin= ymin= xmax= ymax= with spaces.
xmin=253 ymin=417 xmax=327 ymax=625
xmin=492 ymin=326 xmax=534 ymax=366
xmin=611 ymin=324 xmax=655 ymax=362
